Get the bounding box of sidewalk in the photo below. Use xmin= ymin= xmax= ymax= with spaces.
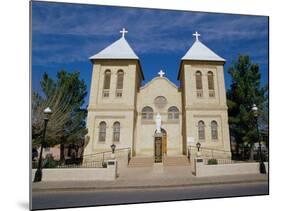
xmin=32 ymin=166 xmax=268 ymax=192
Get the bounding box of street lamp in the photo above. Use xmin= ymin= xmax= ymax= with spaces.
xmin=110 ymin=143 xmax=116 ymax=159
xmin=252 ymin=104 xmax=266 ymax=174
xmin=196 ymin=142 xmax=201 ymax=152
xmin=110 ymin=143 xmax=116 ymax=154
xmin=33 ymin=107 xmax=53 ymax=182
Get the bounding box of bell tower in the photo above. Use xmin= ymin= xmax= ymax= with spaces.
xmin=178 ymin=32 xmax=231 ymax=159
xmin=84 ymin=29 xmax=144 ymax=156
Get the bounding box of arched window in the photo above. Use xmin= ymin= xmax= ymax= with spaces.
xmin=98 ymin=121 xmax=106 ymax=142
xmin=116 ymin=70 xmax=124 ymax=97
xmin=196 ymin=71 xmax=203 ymax=90
xmin=196 ymin=71 xmax=203 ymax=97
xmin=113 ymin=122 xmax=120 ymax=142
xmin=198 ymin=120 xmax=205 ymax=140
xmin=168 ymin=106 xmax=179 ymax=120
xmin=208 ymin=71 xmax=215 ymax=97
xmin=103 ymin=70 xmax=111 ymax=97
xmin=211 ymin=121 xmax=218 ymax=140
xmin=142 ymin=106 xmax=153 ymax=120
xmin=208 ymin=71 xmax=214 ymax=90
xmin=116 ymin=70 xmax=124 ymax=89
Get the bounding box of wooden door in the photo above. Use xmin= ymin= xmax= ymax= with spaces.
xmin=154 ymin=137 xmax=162 ymax=163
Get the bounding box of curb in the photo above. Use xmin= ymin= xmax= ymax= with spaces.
xmin=32 ymin=179 xmax=268 ymax=192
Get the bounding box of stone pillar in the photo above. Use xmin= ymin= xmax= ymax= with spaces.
xmin=194 ymin=157 xmax=204 ymax=177
xmin=107 ymin=159 xmax=118 ymax=180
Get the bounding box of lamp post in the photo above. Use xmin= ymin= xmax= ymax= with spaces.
xmin=196 ymin=142 xmax=201 ymax=152
xmin=110 ymin=143 xmax=116 ymax=159
xmin=252 ymin=104 xmax=266 ymax=174
xmin=110 ymin=143 xmax=116 ymax=154
xmin=33 ymin=107 xmax=52 ymax=182
xmin=196 ymin=142 xmax=202 ymax=158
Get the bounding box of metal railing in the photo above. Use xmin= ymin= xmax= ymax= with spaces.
xmin=188 ymin=145 xmax=231 ymax=160
xmin=58 ymin=160 xmax=105 ymax=168
xmin=32 ymin=147 xmax=131 ymax=169
xmin=83 ymin=147 xmax=131 ymax=165
xmin=32 ymin=160 xmax=105 ymax=169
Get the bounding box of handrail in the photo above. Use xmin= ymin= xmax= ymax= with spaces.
xmin=83 ymin=147 xmax=131 ymax=164
xmin=187 ymin=145 xmax=231 ymax=161
xmin=188 ymin=145 xmax=231 ymax=153
xmin=83 ymin=147 xmax=131 ymax=158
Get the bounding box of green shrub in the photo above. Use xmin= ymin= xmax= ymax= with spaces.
xmin=102 ymin=162 xmax=107 ymax=168
xmin=44 ymin=154 xmax=59 ymax=168
xmin=208 ymin=158 xmax=218 ymax=165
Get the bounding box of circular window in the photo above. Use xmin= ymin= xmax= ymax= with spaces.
xmin=154 ymin=96 xmax=167 ymax=109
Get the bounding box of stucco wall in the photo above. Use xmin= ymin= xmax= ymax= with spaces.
xmin=84 ymin=110 xmax=135 ymax=155
xmin=195 ymin=161 xmax=269 ymax=177
xmin=85 ymin=58 xmax=232 ymax=160
xmin=32 ymin=160 xmax=117 ymax=181
xmin=84 ymin=60 xmax=141 ymax=156
xmin=135 ymin=77 xmax=183 ymax=156
xmin=181 ymin=62 xmax=231 ymax=156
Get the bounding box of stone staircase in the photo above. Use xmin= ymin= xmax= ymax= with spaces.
xmin=128 ymin=156 xmax=190 ymax=167
xmin=163 ymin=156 xmax=189 ymax=166
xmin=128 ymin=157 xmax=154 ymax=168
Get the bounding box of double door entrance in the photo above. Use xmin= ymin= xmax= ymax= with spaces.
xmin=154 ymin=129 xmax=167 ymax=163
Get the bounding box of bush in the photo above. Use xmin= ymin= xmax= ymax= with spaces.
xmin=208 ymin=158 xmax=218 ymax=165
xmin=44 ymin=154 xmax=59 ymax=168
xmin=102 ymin=162 xmax=107 ymax=168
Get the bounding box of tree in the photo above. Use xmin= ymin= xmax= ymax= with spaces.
xmin=32 ymin=70 xmax=88 ymax=163
xmin=227 ymin=55 xmax=268 ymax=159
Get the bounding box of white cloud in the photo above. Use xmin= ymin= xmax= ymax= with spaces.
xmin=32 ymin=2 xmax=268 ymax=65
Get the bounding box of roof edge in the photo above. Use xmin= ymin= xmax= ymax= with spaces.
xmin=141 ymin=76 xmax=178 ymax=90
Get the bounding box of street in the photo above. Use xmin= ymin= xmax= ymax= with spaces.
xmin=32 ymin=182 xmax=268 ymax=210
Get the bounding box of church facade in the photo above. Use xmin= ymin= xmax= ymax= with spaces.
xmin=83 ymin=29 xmax=231 ymax=161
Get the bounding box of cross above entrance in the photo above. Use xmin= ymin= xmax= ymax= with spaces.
xmin=158 ymin=70 xmax=165 ymax=77
xmin=193 ymin=31 xmax=201 ymax=41
xmin=120 ymin=28 xmax=128 ymax=38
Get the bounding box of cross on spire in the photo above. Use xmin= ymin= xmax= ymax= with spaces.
xmin=158 ymin=70 xmax=165 ymax=77
xmin=120 ymin=28 xmax=128 ymax=38
xmin=192 ymin=31 xmax=201 ymax=41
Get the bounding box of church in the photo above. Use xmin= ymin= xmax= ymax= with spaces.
xmin=83 ymin=28 xmax=232 ymax=163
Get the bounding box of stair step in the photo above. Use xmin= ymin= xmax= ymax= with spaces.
xmin=163 ymin=156 xmax=189 ymax=166
xmin=129 ymin=156 xmax=190 ymax=167
xmin=128 ymin=157 xmax=154 ymax=168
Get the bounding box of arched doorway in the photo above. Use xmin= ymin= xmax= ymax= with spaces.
xmin=154 ymin=128 xmax=167 ymax=163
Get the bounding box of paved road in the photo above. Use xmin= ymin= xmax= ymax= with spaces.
xmin=32 ymin=182 xmax=268 ymax=210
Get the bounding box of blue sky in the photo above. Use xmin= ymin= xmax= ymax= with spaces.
xmin=32 ymin=1 xmax=269 ymax=107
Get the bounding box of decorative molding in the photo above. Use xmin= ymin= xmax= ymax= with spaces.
xmin=193 ymin=114 xmax=221 ymax=118
xmin=140 ymin=120 xmax=181 ymax=125
xmin=95 ymin=115 xmax=126 ymax=119
xmin=164 ymin=120 xmax=180 ymax=124
xmin=141 ymin=120 xmax=155 ymax=124
xmin=138 ymin=112 xmax=182 ymax=115
xmin=88 ymin=106 xmax=135 ymax=111
xmin=140 ymin=76 xmax=179 ymax=90
xmin=185 ymin=106 xmax=228 ymax=111
xmin=154 ymin=96 xmax=168 ymax=109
